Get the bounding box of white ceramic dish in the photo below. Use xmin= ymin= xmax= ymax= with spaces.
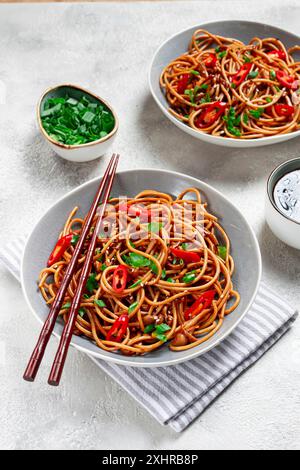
xmin=149 ymin=20 xmax=300 ymax=148
xmin=37 ymin=84 xmax=119 ymax=163
xmin=21 ymin=169 xmax=262 ymax=367
xmin=266 ymin=157 xmax=300 ymax=249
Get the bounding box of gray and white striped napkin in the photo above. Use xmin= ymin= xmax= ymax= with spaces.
xmin=0 ymin=236 xmax=298 ymax=432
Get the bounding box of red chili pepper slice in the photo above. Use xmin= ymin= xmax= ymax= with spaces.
xmin=177 ymin=73 xmax=190 ymax=94
xmin=47 ymin=234 xmax=73 ymax=267
xmin=195 ymin=102 xmax=227 ymax=129
xmin=112 ymin=265 xmax=128 ymax=293
xmin=276 ymin=70 xmax=298 ymax=90
xmin=267 ymin=50 xmax=286 ymax=61
xmin=184 ymin=290 xmax=216 ymax=321
xmin=231 ymin=63 xmax=252 ymax=87
xmin=106 ymin=314 xmax=129 ymax=342
xmin=203 ymin=53 xmax=217 ymax=68
xmin=170 ymin=248 xmax=201 ymax=264
xmin=274 ymin=104 xmax=295 ymax=117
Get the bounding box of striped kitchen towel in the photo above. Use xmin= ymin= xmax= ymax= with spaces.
xmin=0 ymin=236 xmax=298 ymax=432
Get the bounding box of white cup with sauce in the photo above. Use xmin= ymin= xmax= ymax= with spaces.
xmin=266 ymin=157 xmax=300 ymax=249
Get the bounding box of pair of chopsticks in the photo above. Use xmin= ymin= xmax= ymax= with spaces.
xmin=23 ymin=154 xmax=119 ymax=385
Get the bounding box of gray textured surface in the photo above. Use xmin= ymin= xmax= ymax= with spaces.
xmin=0 ymin=1 xmax=299 ymax=450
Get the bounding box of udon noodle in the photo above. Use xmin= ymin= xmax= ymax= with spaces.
xmin=160 ymin=30 xmax=300 ymax=139
xmin=39 ymin=188 xmax=240 ymax=355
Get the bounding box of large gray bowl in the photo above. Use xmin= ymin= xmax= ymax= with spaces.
xmin=21 ymin=169 xmax=262 ymax=367
xmin=149 ymin=20 xmax=300 ymax=148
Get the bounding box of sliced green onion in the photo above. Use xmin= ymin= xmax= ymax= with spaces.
xmin=217 ymin=245 xmax=227 ymax=260
xmin=86 ymin=273 xmax=98 ymax=293
xmin=129 ymin=279 xmax=142 ymax=288
xmin=153 ymin=332 xmax=168 ymax=343
xmin=78 ymin=308 xmax=85 ymax=317
xmin=144 ymin=324 xmax=155 ymax=334
xmin=147 ymin=222 xmax=162 ymax=233
xmin=248 ymin=71 xmax=258 ymax=79
xmin=71 ymin=234 xmax=79 ymax=246
xmin=128 ymin=301 xmax=139 ymax=314
xmin=62 ymin=302 xmax=71 ymax=309
xmin=249 ymin=107 xmax=264 ymax=119
xmin=155 ymin=323 xmax=171 ymax=334
xmin=182 ymin=271 xmax=197 ymax=283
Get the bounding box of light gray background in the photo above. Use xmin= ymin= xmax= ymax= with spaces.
xmin=0 ymin=0 xmax=299 ymax=450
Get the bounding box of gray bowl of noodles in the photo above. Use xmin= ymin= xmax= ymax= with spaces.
xmin=149 ymin=20 xmax=300 ymax=148
xmin=21 ymin=169 xmax=261 ymax=367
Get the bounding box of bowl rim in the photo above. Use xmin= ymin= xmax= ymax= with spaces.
xmin=21 ymin=168 xmax=262 ymax=367
xmin=148 ymin=19 xmax=300 ymax=145
xmin=267 ymin=157 xmax=300 ymax=226
xmin=37 ymin=83 xmax=119 ymax=150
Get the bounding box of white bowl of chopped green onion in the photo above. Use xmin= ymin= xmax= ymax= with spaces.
xmin=37 ymin=84 xmax=119 ymax=162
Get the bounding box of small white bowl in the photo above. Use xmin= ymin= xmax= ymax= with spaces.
xmin=266 ymin=158 xmax=300 ymax=249
xmin=37 ymin=84 xmax=119 ymax=163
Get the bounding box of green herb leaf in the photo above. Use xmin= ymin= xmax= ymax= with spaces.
xmin=100 ymin=263 xmax=107 ymax=271
xmin=128 ymin=301 xmax=139 ymax=314
xmin=243 ymin=113 xmax=249 ymax=124
xmin=94 ymin=299 xmax=106 ymax=307
xmin=199 ymin=83 xmax=209 ymax=90
xmin=217 ymin=245 xmax=227 ymax=260
xmin=265 ymin=97 xmax=272 ymax=103
xmin=190 ymin=70 xmax=200 ymax=75
xmin=270 ymin=70 xmax=276 ymax=80
xmin=122 ymin=252 xmax=151 ymax=268
xmin=166 ymin=277 xmax=175 ymax=283
xmin=86 ymin=273 xmax=98 ymax=293
xmin=161 ymin=269 xmax=166 ymax=279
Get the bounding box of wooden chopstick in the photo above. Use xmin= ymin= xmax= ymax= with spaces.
xmin=48 ymin=155 xmax=119 ymax=386
xmin=23 ymin=154 xmax=119 ymax=382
